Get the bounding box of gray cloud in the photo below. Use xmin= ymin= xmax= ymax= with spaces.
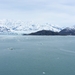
xmin=0 ymin=0 xmax=75 ymax=27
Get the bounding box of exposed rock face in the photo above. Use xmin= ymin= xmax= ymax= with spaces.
xmin=28 ymin=30 xmax=59 ymax=35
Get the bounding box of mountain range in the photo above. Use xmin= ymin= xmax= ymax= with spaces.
xmin=0 ymin=19 xmax=75 ymax=35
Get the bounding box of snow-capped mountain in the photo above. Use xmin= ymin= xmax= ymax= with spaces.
xmin=0 ymin=19 xmax=62 ymax=34
xmin=67 ymin=25 xmax=75 ymax=30
xmin=59 ymin=25 xmax=75 ymax=35
xmin=0 ymin=26 xmax=10 ymax=32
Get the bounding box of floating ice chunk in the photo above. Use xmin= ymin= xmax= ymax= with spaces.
xmin=10 ymin=48 xmax=13 ymax=50
xmin=43 ymin=72 xmax=46 ymax=74
xmin=8 ymin=47 xmax=14 ymax=50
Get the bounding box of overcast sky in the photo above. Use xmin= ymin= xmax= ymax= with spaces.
xmin=0 ymin=0 xmax=75 ymax=27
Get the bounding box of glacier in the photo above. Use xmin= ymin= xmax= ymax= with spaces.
xmin=0 ymin=19 xmax=62 ymax=34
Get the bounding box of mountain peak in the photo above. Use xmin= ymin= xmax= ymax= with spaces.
xmin=0 ymin=19 xmax=62 ymax=34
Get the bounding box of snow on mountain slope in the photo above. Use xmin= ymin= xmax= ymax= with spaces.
xmin=58 ymin=25 xmax=75 ymax=35
xmin=0 ymin=19 xmax=62 ymax=34
xmin=62 ymin=25 xmax=75 ymax=31
xmin=0 ymin=26 xmax=10 ymax=32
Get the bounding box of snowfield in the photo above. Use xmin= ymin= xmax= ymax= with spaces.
xmin=0 ymin=19 xmax=62 ymax=34
xmin=0 ymin=19 xmax=75 ymax=35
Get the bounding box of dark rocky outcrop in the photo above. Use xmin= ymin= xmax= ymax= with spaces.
xmin=23 ymin=27 xmax=75 ymax=36
xmin=23 ymin=30 xmax=59 ymax=35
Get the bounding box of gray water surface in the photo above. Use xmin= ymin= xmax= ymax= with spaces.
xmin=0 ymin=35 xmax=75 ymax=75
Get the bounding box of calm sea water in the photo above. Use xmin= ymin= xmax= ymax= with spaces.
xmin=0 ymin=35 xmax=75 ymax=75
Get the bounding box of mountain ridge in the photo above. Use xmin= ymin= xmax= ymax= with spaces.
xmin=0 ymin=19 xmax=62 ymax=34
xmin=0 ymin=19 xmax=75 ymax=35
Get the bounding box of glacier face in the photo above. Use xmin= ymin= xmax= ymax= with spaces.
xmin=0 ymin=19 xmax=62 ymax=34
